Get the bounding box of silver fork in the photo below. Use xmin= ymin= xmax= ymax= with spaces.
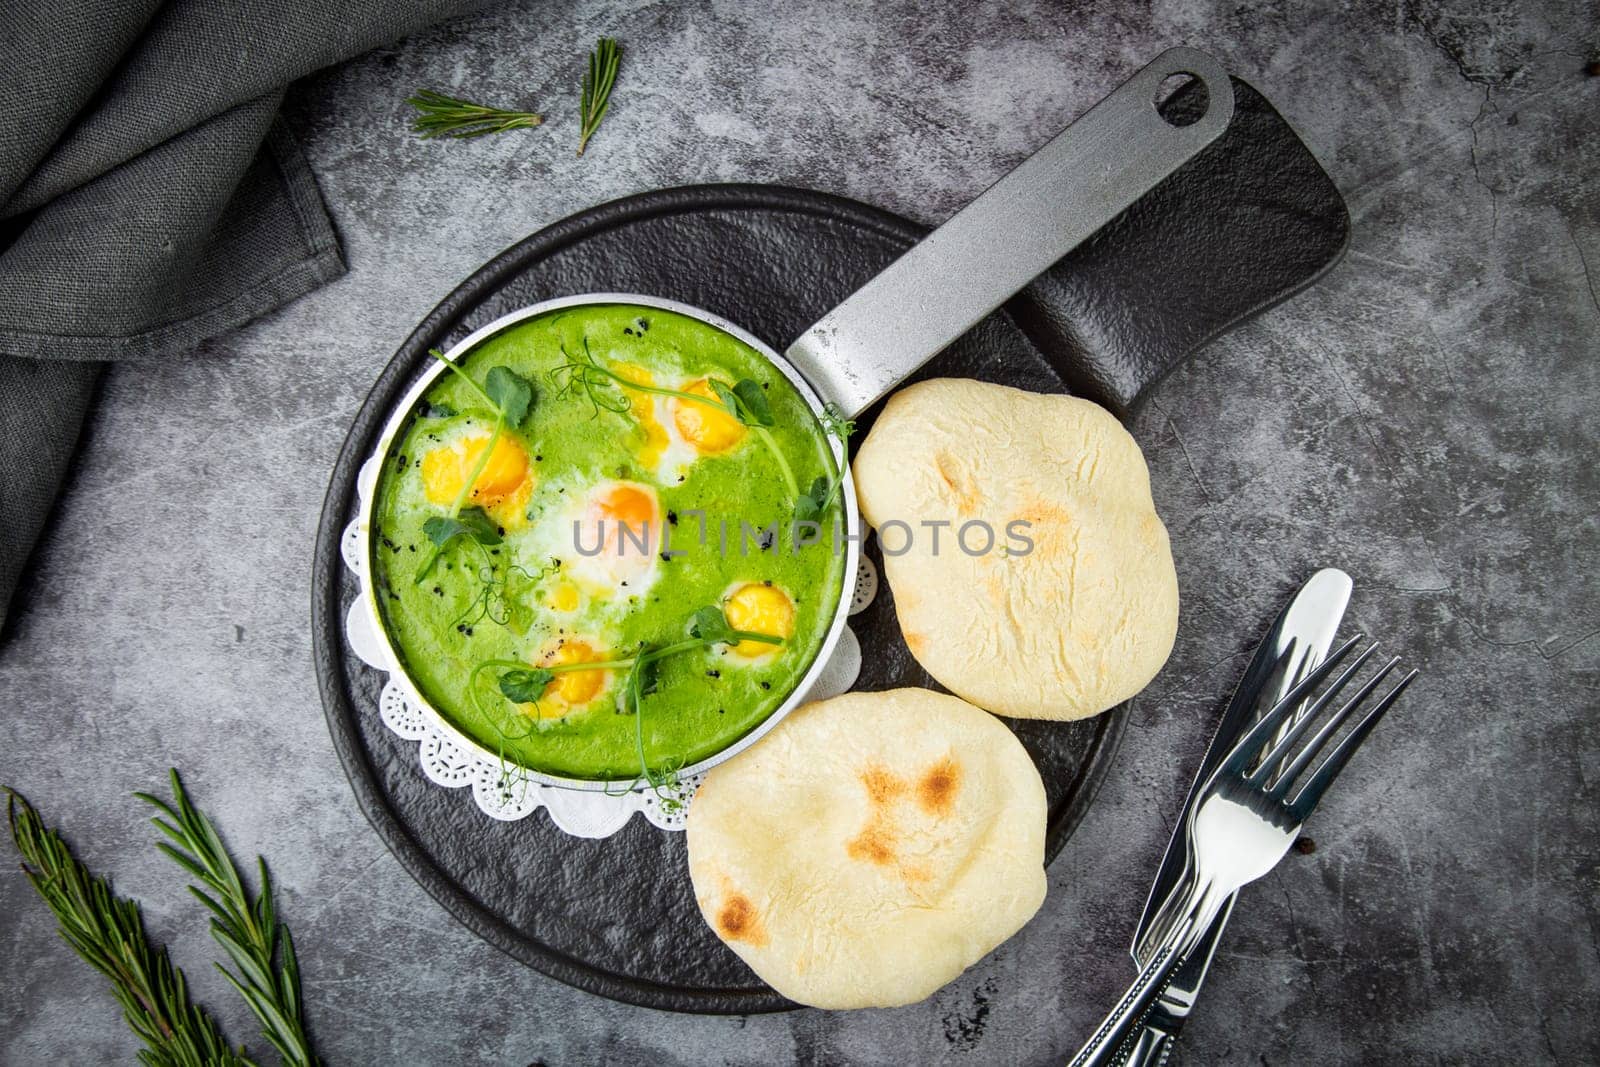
xmin=1069 ymin=636 xmax=1417 ymax=1067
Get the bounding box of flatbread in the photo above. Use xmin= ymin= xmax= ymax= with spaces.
xmin=852 ymin=378 xmax=1178 ymax=720
xmin=686 ymin=688 xmax=1047 ymax=1009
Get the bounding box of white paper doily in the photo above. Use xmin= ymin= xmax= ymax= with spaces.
xmin=339 ymin=458 xmax=864 ymax=837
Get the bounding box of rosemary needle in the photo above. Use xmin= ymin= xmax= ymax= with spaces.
xmin=407 ymin=88 xmax=544 ymax=139
xmin=578 ymin=37 xmax=622 ymax=156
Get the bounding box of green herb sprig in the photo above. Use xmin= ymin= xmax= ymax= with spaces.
xmin=471 ymin=606 xmax=781 ymax=786
xmin=550 ymin=340 xmax=800 ymax=497
xmin=794 ymin=404 xmax=856 ymax=523
xmin=7 ymin=788 xmax=257 ymax=1067
xmin=406 ymin=89 xmax=544 ymax=139
xmin=414 ymin=351 xmax=537 ymax=584
xmin=138 ymin=772 xmax=321 ymax=1067
xmin=578 ymin=37 xmax=622 ymax=155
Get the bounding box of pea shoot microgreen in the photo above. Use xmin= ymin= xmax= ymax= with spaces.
xmin=413 ymin=350 xmax=536 ymax=583
xmin=550 ymin=339 xmax=801 ymax=496
xmin=422 ymin=507 xmax=501 ymax=549
xmin=707 ymin=378 xmax=774 ymax=428
xmin=470 ymin=606 xmax=782 ymax=790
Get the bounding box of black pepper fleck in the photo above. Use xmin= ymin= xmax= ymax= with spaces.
xmin=759 ymin=681 xmax=771 ymax=690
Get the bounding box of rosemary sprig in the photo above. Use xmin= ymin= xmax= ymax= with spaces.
xmin=6 ymin=788 xmax=256 ymax=1067
xmin=578 ymin=37 xmax=622 ymax=155
xmin=406 ymin=89 xmax=543 ymax=139
xmin=137 ymin=772 xmax=321 ymax=1067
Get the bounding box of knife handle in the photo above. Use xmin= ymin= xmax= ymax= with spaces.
xmin=1121 ymin=1026 xmax=1175 ymax=1067
xmin=1068 ymin=913 xmax=1198 ymax=1067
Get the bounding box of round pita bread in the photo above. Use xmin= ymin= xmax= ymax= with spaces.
xmin=852 ymin=378 xmax=1178 ymax=720
xmin=686 ymin=688 xmax=1046 ymax=1009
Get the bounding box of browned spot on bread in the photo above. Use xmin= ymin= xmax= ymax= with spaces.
xmin=917 ymin=756 xmax=962 ymax=816
xmin=935 ymin=451 xmax=981 ymax=515
xmin=1011 ymin=498 xmax=1072 ymax=561
xmin=904 ymin=631 xmax=927 ymax=655
xmin=716 ymin=893 xmax=769 ymax=946
xmin=861 ymin=764 xmax=906 ymax=805
xmin=846 ymin=824 xmax=897 ymax=865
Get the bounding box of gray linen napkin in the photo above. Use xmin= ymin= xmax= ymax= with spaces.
xmin=0 ymin=0 xmax=485 ymax=621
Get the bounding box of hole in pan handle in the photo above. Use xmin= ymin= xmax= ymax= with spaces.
xmin=783 ymin=47 xmax=1235 ymax=418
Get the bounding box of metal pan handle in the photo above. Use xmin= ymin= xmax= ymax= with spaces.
xmin=783 ymin=47 xmax=1235 ymax=417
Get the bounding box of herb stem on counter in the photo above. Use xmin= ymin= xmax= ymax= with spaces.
xmin=6 ymin=781 xmax=331 ymax=1067
xmin=578 ymin=37 xmax=622 ymax=155
xmin=138 ymin=772 xmax=322 ymax=1067
xmin=406 ymin=89 xmax=543 ymax=139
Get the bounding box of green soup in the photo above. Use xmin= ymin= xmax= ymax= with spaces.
xmin=371 ymin=303 xmax=846 ymax=780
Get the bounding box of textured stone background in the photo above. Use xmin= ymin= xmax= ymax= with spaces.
xmin=2 ymin=1 xmax=1595 ymax=1064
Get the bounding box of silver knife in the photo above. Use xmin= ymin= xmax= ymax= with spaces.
xmin=1122 ymin=568 xmax=1353 ymax=1065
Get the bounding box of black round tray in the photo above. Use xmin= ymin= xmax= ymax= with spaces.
xmin=312 ymin=185 xmax=1127 ymax=1013
xmin=312 ymin=91 xmax=1349 ymax=1012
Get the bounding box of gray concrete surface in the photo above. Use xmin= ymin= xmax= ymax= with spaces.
xmin=2 ymin=1 xmax=1596 ymax=1063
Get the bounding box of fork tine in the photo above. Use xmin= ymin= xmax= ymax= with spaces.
xmin=1289 ymin=668 xmax=1418 ymax=816
xmin=1218 ymin=634 xmax=1364 ymax=776
xmin=1247 ymin=645 xmax=1383 ymax=788
xmin=1269 ymin=656 xmax=1399 ymax=792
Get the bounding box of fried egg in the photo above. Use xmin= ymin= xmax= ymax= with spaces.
xmin=419 ymin=425 xmax=534 ymax=530
xmin=671 ymin=378 xmax=747 ymax=455
xmin=550 ymin=479 xmax=663 ymax=598
xmin=608 ymin=362 xmax=703 ymax=483
xmin=514 ymin=636 xmax=613 ymax=719
xmin=721 ymin=581 xmax=795 ymax=662
xmin=605 ymin=358 xmax=753 ymax=482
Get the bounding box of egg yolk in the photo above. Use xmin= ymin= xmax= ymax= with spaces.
xmin=587 ymin=483 xmax=659 ymax=558
xmin=546 ymin=581 xmax=581 ymax=613
xmin=530 ymin=639 xmax=609 ymax=713
xmin=615 ymin=363 xmax=670 ymax=469
xmin=421 ymin=432 xmax=529 ymax=507
xmin=723 ymin=583 xmax=795 ymax=658
xmin=672 ymin=379 xmax=746 ymax=454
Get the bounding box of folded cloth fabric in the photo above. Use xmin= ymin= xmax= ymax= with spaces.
xmin=0 ymin=0 xmax=486 ymax=621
